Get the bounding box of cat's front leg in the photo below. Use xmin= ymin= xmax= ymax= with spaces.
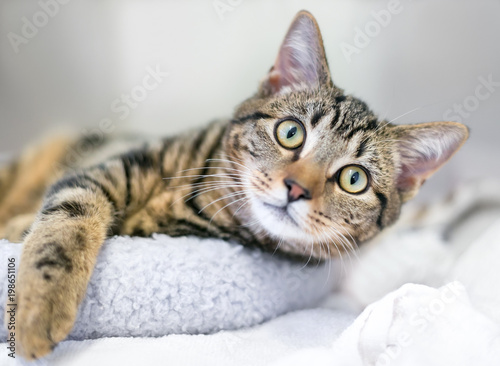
xmin=12 ymin=145 xmax=168 ymax=359
xmin=14 ymin=177 xmax=116 ymax=360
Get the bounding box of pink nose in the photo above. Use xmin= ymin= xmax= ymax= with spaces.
xmin=284 ymin=178 xmax=311 ymax=202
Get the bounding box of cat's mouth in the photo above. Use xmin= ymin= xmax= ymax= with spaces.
xmin=248 ymin=196 xmax=315 ymax=243
xmin=262 ymin=202 xmax=299 ymax=226
xmin=250 ymin=198 xmax=318 ymax=244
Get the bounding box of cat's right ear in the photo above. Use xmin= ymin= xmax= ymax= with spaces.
xmin=392 ymin=122 xmax=469 ymax=202
xmin=259 ymin=11 xmax=333 ymax=96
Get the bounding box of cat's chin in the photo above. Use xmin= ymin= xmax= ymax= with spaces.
xmin=249 ymin=198 xmax=313 ymax=244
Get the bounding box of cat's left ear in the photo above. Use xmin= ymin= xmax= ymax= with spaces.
xmin=260 ymin=11 xmax=333 ymax=95
xmin=393 ymin=122 xmax=469 ymax=202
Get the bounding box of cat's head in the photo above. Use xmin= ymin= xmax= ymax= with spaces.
xmin=224 ymin=11 xmax=468 ymax=258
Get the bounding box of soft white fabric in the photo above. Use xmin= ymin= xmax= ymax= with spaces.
xmin=0 ymin=235 xmax=335 ymax=341
xmin=3 ymin=280 xmax=499 ymax=366
xmin=329 ymin=281 xmax=500 ymax=366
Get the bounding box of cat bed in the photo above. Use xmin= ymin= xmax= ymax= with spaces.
xmin=0 ymin=234 xmax=334 ymax=341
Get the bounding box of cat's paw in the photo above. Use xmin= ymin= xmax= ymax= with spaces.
xmin=15 ymin=273 xmax=79 ymax=360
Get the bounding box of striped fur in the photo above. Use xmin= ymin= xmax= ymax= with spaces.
xmin=2 ymin=11 xmax=468 ymax=360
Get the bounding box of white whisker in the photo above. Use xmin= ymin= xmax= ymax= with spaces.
xmin=199 ymin=190 xmax=248 ymax=214
xmin=209 ymin=196 xmax=250 ymax=224
xmin=206 ymin=158 xmax=252 ymax=172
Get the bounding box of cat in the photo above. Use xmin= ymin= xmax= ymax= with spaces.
xmin=1 ymin=10 xmax=468 ymax=360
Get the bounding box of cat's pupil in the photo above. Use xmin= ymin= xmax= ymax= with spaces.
xmin=350 ymin=172 xmax=359 ymax=185
xmin=287 ymin=127 xmax=297 ymax=139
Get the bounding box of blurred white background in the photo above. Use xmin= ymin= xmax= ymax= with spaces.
xmin=0 ymin=0 xmax=499 ymax=202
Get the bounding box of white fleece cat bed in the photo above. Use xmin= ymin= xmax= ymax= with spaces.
xmin=2 ymin=182 xmax=500 ymax=365
xmin=0 ymin=235 xmax=334 ymax=341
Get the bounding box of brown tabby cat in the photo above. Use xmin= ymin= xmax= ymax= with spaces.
xmin=1 ymin=11 xmax=468 ymax=360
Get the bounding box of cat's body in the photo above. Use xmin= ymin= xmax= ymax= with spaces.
xmin=2 ymin=11 xmax=468 ymax=360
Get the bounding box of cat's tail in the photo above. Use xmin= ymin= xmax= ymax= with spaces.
xmin=0 ymin=154 xmax=18 ymax=205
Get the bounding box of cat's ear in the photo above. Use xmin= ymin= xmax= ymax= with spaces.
xmin=392 ymin=122 xmax=469 ymax=202
xmin=260 ymin=11 xmax=333 ymax=95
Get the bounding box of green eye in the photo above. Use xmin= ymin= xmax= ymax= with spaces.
xmin=338 ymin=165 xmax=369 ymax=194
xmin=275 ymin=120 xmax=305 ymax=149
